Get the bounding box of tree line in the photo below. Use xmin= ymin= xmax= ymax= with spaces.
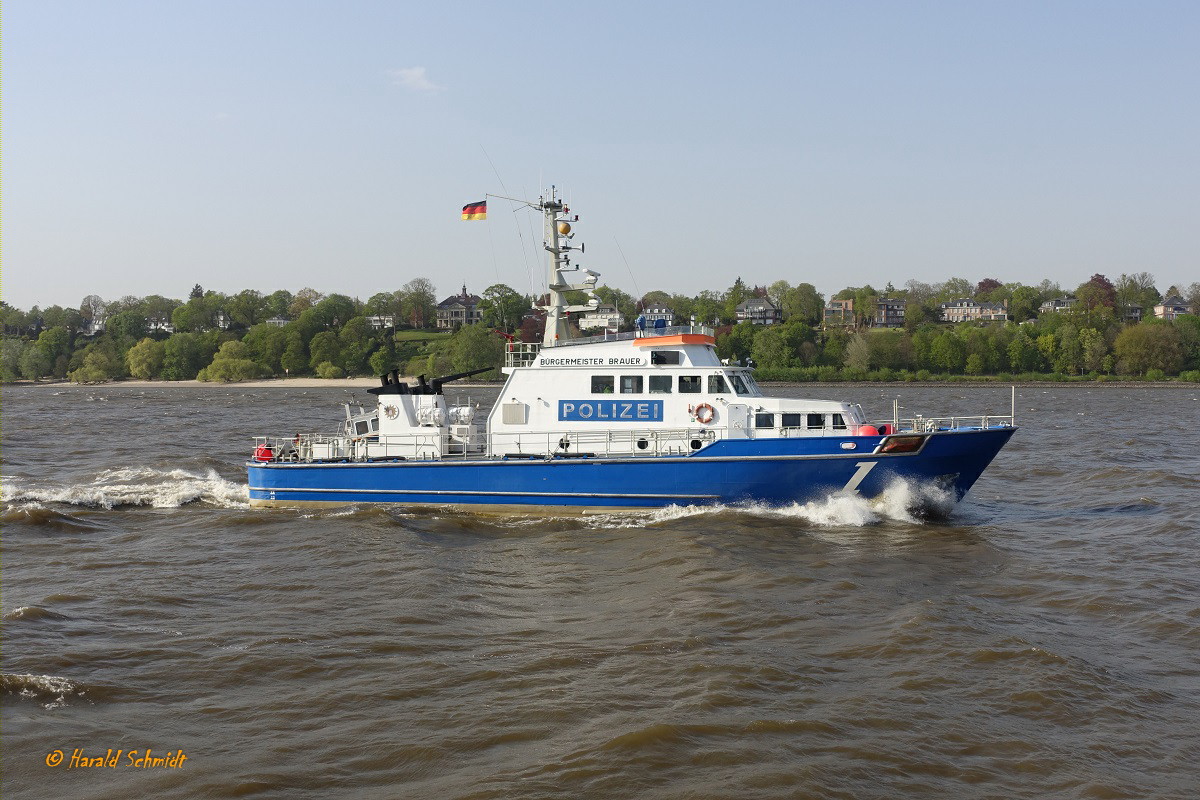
xmin=2 ymin=272 xmax=1198 ymax=385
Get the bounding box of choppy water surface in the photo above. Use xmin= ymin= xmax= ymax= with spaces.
xmin=3 ymin=384 xmax=1198 ymax=799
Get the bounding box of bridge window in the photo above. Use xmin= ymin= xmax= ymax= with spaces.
xmin=620 ymin=376 xmax=643 ymax=394
xmin=591 ymin=376 xmax=614 ymax=394
xmin=807 ymin=413 xmax=825 ymax=430
xmin=650 ymin=351 xmax=681 ymax=365
xmin=755 ymin=412 xmax=775 ymax=428
xmin=832 ymin=414 xmax=847 ymax=430
xmin=679 ymin=376 xmax=702 ymax=394
xmin=708 ymin=374 xmax=729 ymax=394
xmin=649 ymin=375 xmax=672 ymax=394
xmin=729 ymin=374 xmax=749 ymax=394
xmin=781 ymin=413 xmax=803 ymax=428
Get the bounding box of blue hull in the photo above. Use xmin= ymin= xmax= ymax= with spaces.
xmin=246 ymin=427 xmax=1016 ymax=510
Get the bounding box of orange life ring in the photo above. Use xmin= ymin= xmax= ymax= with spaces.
xmin=694 ymin=403 xmax=715 ymax=424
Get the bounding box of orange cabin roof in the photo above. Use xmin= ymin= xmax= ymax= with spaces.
xmin=632 ymin=334 xmax=716 ymax=347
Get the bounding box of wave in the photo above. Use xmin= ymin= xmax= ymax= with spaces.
xmin=583 ymin=478 xmax=957 ymax=529
xmin=2 ymin=467 xmax=248 ymax=510
xmin=0 ymin=505 xmax=105 ymax=531
xmin=3 ymin=606 xmax=70 ymax=622
xmin=1 ymin=673 xmax=97 ymax=708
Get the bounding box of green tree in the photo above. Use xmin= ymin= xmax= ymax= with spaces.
xmin=203 ymin=340 xmax=268 ymax=382
xmin=1115 ymin=272 xmax=1160 ymax=316
xmin=171 ymin=298 xmax=214 ymax=332
xmin=280 ymin=330 xmax=310 ymax=376
xmin=723 ymin=277 xmax=750 ymax=323
xmin=315 ymin=361 xmax=345 ymax=379
xmin=227 ymin=289 xmax=268 ymax=328
xmin=929 ymin=331 xmax=967 ymax=372
xmin=400 ymin=278 xmax=437 ymax=328
xmin=717 ymin=321 xmax=757 ymax=363
xmin=2 ymin=338 xmax=27 ymax=382
xmin=1009 ymin=286 xmax=1042 ymax=322
xmin=40 ymin=305 xmax=85 ymax=332
xmin=312 ymin=294 xmax=359 ymax=329
xmin=19 ymin=344 xmax=53 ymax=380
xmin=780 ymin=283 xmax=824 ymax=326
xmin=867 ymin=329 xmax=914 ymax=370
xmin=126 ymin=337 xmax=166 ymax=379
xmin=446 ymin=324 xmax=505 ymax=377
xmin=69 ymin=344 xmax=123 ymax=383
xmin=243 ymin=323 xmax=288 ymax=374
xmin=309 ymin=331 xmax=341 ymax=371
xmin=1114 ymin=323 xmax=1184 ymax=375
xmin=691 ymin=290 xmax=724 ymax=327
xmin=34 ymin=327 xmax=73 ymax=376
xmin=368 ymin=338 xmax=398 ymax=376
xmin=1078 ymin=327 xmax=1108 ymax=373
xmin=751 ymin=325 xmax=795 ymax=369
xmin=288 ymin=287 xmax=323 ymax=318
xmin=478 ymin=284 xmax=529 ymax=331
xmin=264 ymin=289 xmax=294 ymax=319
xmin=1003 ymin=331 xmax=1041 ymax=371
xmin=105 ymin=310 xmax=149 ymax=342
xmin=934 ymin=278 xmax=973 ymax=302
xmin=338 ymin=317 xmax=375 ymax=375
xmin=843 ymin=334 xmax=871 ymax=372
xmin=1054 ymin=323 xmax=1081 ymax=375
xmin=161 ymin=333 xmax=209 ymax=380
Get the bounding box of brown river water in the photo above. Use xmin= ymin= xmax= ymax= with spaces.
xmin=3 ymin=384 xmax=1198 ymax=799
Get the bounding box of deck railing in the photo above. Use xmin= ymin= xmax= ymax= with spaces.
xmin=251 ymin=415 xmax=1014 ymax=464
xmin=251 ymin=426 xmax=723 ymax=463
xmin=503 ymin=325 xmax=716 ymax=368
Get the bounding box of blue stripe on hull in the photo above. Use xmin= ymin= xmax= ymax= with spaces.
xmin=247 ymin=428 xmax=1015 ymax=509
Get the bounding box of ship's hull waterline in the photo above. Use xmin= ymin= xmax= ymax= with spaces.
xmin=247 ymin=427 xmax=1016 ymax=511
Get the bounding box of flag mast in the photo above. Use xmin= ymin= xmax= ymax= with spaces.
xmin=477 ymin=187 xmax=599 ymax=348
xmin=539 ymin=186 xmax=598 ymax=347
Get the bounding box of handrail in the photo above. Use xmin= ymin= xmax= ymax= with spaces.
xmin=504 ymin=325 xmax=716 ymax=367
xmin=250 ymin=415 xmax=1014 ymax=463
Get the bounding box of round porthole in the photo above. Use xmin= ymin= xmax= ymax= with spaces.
xmin=637 ymin=438 xmax=649 ymax=450
xmin=690 ymin=439 xmax=702 ymax=450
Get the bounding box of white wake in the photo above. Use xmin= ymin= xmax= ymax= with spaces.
xmin=2 ymin=467 xmax=249 ymax=510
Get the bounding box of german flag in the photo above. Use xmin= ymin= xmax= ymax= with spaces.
xmin=461 ymin=201 xmax=487 ymax=221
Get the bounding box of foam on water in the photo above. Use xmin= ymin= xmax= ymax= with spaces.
xmin=582 ymin=478 xmax=957 ymax=530
xmin=2 ymin=467 xmax=248 ymax=510
xmin=1 ymin=673 xmax=91 ymax=709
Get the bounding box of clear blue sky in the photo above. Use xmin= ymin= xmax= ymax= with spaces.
xmin=4 ymin=0 xmax=1198 ymax=311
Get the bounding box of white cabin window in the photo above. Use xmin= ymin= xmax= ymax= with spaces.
xmin=679 ymin=376 xmax=702 ymax=394
xmin=754 ymin=412 xmax=774 ymax=428
xmin=708 ymin=374 xmax=729 ymax=394
xmin=620 ymin=376 xmax=643 ymax=394
xmin=806 ymin=413 xmax=825 ymax=430
xmin=591 ymin=376 xmax=615 ymax=394
xmin=832 ymin=414 xmax=847 ymax=430
xmin=649 ymin=375 xmax=672 ymax=394
xmin=781 ymin=413 xmax=803 ymax=428
xmin=355 ymin=421 xmax=370 ymax=435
